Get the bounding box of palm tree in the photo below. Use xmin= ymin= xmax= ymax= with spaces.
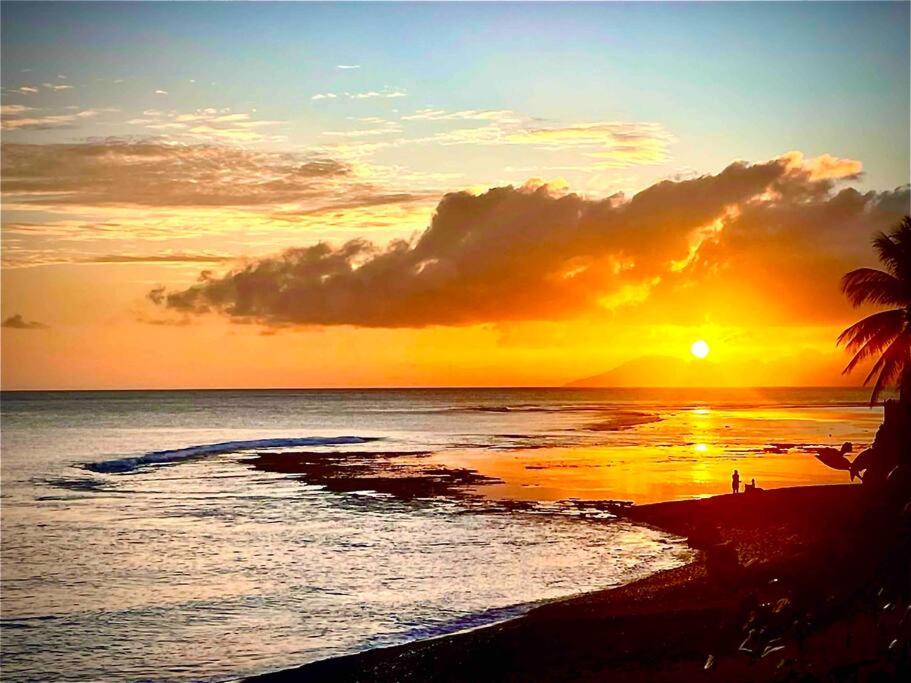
xmin=837 ymin=216 xmax=911 ymax=405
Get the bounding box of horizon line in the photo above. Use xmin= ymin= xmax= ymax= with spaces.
xmin=0 ymin=384 xmax=874 ymax=394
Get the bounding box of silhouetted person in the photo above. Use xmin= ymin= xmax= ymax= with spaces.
xmin=732 ymin=469 xmax=740 ymax=494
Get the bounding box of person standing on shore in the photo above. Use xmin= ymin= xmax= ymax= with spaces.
xmin=732 ymin=470 xmax=740 ymax=494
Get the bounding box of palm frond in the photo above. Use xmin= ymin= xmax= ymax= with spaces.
xmin=842 ymin=326 xmax=903 ymax=375
xmin=866 ymin=333 xmax=911 ymax=404
xmin=836 ymin=309 xmax=905 ymax=352
xmin=840 ymin=268 xmax=909 ymax=308
xmin=838 ymin=216 xmax=911 ymax=406
xmin=872 ymin=216 xmax=911 ymax=281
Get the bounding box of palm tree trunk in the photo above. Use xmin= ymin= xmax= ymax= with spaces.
xmin=902 ymin=365 xmax=911 ymax=406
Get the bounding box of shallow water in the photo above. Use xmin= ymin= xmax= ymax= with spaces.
xmin=0 ymin=388 xmax=881 ymax=680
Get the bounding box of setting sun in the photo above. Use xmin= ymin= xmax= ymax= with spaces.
xmin=691 ymin=340 xmax=710 ymax=359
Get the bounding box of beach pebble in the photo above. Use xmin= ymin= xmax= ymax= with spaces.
xmin=761 ymin=644 xmax=786 ymax=658
xmin=738 ymin=629 xmax=757 ymax=654
xmin=773 ymin=598 xmax=792 ymax=614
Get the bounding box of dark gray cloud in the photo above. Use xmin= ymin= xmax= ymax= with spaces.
xmin=154 ymin=157 xmax=909 ymax=328
xmin=0 ymin=139 xmax=418 ymax=210
xmin=2 ymin=314 xmax=48 ymax=330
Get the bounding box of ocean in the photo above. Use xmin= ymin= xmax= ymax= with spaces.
xmin=0 ymin=387 xmax=884 ymax=681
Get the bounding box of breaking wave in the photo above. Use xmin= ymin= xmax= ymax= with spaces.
xmin=84 ymin=436 xmax=380 ymax=474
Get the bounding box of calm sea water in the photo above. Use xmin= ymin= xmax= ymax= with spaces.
xmin=0 ymin=388 xmax=883 ymax=681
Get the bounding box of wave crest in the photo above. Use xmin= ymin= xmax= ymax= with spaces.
xmin=84 ymin=436 xmax=379 ymax=474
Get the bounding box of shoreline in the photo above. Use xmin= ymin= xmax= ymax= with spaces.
xmin=247 ymin=482 xmax=910 ymax=682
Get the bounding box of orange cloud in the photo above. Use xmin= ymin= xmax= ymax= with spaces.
xmin=410 ymin=119 xmax=674 ymax=167
xmin=0 ymin=140 xmax=364 ymax=207
xmin=779 ymin=151 xmax=863 ymax=181
xmin=1 ymin=107 xmax=103 ymax=131
xmin=126 ymin=108 xmax=285 ymax=142
xmin=506 ymin=121 xmax=674 ymax=164
xmin=156 ymin=156 xmax=908 ymax=328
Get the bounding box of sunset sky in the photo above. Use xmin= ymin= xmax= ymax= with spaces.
xmin=2 ymin=1 xmax=909 ymax=390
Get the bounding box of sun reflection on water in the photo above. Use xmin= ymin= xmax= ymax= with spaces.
xmin=442 ymin=401 xmax=879 ymax=505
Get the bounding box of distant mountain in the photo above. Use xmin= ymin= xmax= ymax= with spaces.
xmin=566 ymin=355 xmax=710 ymax=388
xmin=565 ymin=352 xmax=856 ymax=388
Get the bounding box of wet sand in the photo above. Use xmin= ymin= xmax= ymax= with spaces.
xmin=247 ymin=483 xmax=911 ymax=682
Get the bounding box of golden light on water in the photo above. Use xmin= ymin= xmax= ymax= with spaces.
xmin=690 ymin=340 xmax=710 ymax=359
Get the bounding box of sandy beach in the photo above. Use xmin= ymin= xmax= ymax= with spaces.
xmin=248 ymin=483 xmax=911 ymax=682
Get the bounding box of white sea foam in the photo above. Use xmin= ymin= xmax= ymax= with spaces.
xmin=84 ymin=436 xmax=379 ymax=473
